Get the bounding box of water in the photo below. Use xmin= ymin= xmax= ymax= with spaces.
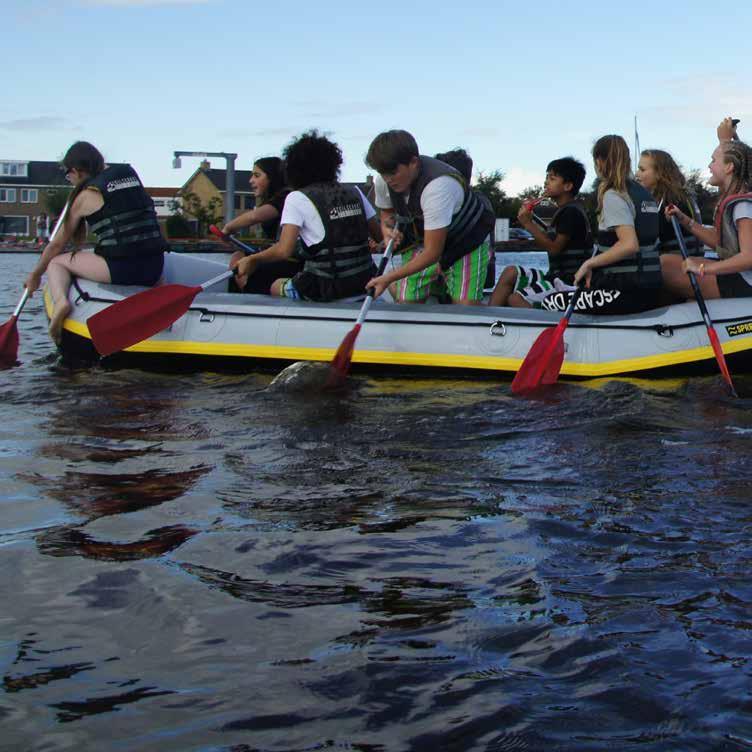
xmin=2 ymin=253 xmax=752 ymax=751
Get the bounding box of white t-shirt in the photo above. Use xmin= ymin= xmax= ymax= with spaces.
xmin=374 ymin=174 xmax=464 ymax=231
xmin=280 ymin=186 xmax=375 ymax=246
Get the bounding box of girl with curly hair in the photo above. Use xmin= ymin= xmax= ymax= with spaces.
xmin=232 ymin=130 xmax=381 ymax=301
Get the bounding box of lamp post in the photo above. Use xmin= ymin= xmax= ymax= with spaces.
xmin=172 ymin=150 xmax=238 ymax=227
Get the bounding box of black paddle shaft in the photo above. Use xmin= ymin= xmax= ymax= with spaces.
xmin=669 ymin=215 xmax=714 ymax=329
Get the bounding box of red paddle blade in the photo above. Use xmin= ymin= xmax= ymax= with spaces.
xmin=0 ymin=315 xmax=20 ymax=367
xmin=326 ymin=323 xmax=361 ymax=388
xmin=707 ymin=326 xmax=738 ymax=397
xmin=511 ymin=321 xmax=567 ymax=394
xmin=87 ymin=283 xmax=201 ymax=356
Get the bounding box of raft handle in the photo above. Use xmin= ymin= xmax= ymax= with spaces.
xmin=199 ymin=311 xmax=215 ymax=324
xmin=655 ymin=325 xmax=674 ymax=338
xmin=489 ymin=321 xmax=506 ymax=337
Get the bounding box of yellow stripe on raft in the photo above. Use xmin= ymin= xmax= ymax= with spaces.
xmin=56 ymin=299 xmax=752 ymax=377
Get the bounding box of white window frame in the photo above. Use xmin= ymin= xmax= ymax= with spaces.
xmin=0 ymin=215 xmax=29 ymax=235
xmin=0 ymin=188 xmax=17 ymax=202
xmin=20 ymin=188 xmax=38 ymax=203
xmin=0 ymin=162 xmax=28 ymax=177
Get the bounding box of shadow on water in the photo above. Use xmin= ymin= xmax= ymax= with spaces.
xmin=3 ymin=276 xmax=752 ymax=752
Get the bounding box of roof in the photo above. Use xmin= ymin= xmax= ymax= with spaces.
xmin=0 ymin=160 xmax=130 ymax=187
xmin=146 ymin=186 xmax=180 ymax=198
xmin=203 ymin=168 xmax=253 ymax=193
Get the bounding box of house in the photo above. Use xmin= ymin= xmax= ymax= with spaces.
xmin=177 ymin=160 xmax=376 ymax=230
xmin=0 ymin=160 xmax=69 ymax=237
xmin=178 ymin=160 xmax=255 ymax=222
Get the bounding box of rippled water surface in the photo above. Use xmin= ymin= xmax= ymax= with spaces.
xmin=2 ymin=253 xmax=752 ymax=751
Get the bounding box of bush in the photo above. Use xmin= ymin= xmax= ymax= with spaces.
xmin=166 ymin=214 xmax=195 ymax=238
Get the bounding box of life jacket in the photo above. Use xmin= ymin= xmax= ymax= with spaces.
xmin=658 ymin=194 xmax=703 ymax=256
xmin=714 ymin=192 xmax=752 ymax=259
xmin=595 ymin=180 xmax=661 ymax=290
xmin=545 ymin=201 xmax=594 ymax=281
xmin=296 ymin=182 xmax=373 ymax=279
xmin=85 ymin=165 xmax=167 ymax=258
xmin=386 ymin=155 xmax=495 ymax=269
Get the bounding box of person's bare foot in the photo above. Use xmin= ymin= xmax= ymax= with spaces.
xmin=49 ymin=299 xmax=72 ymax=345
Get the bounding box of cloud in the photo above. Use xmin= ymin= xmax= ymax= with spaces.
xmin=0 ymin=116 xmax=72 ymax=132
xmin=79 ymin=0 xmax=214 ymax=6
xmin=293 ymin=101 xmax=383 ymax=119
xmin=500 ymin=166 xmax=542 ymax=196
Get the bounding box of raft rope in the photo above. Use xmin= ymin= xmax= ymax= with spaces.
xmin=71 ymin=279 xmax=751 ymax=335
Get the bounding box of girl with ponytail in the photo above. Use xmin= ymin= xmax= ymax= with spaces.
xmin=663 ymin=136 xmax=752 ymax=300
xmin=24 ymin=141 xmax=167 ymax=345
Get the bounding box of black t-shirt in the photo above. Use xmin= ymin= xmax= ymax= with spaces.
xmin=552 ymin=203 xmax=589 ymax=250
xmin=260 ymin=188 xmax=291 ymax=240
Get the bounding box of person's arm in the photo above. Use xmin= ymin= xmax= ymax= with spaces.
xmin=717 ymin=116 xmax=739 ymax=142
xmin=232 ymin=223 xmax=300 ymax=280
xmin=517 ymin=205 xmax=569 ymax=255
xmin=574 ymin=225 xmax=638 ymax=287
xmin=24 ymin=189 xmax=103 ymax=295
xmin=683 ymin=218 xmax=752 ymax=277
xmin=666 ymin=204 xmax=719 ymax=248
xmin=366 ymin=228 xmax=446 ymax=297
xmin=368 ymin=216 xmax=383 ymax=243
xmin=221 ymin=204 xmax=279 ymax=235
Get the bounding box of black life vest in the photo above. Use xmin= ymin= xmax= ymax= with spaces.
xmin=386 ymin=156 xmax=495 ymax=269
xmin=85 ymin=165 xmax=167 ymax=258
xmin=595 ymin=180 xmax=661 ymax=290
xmin=658 ymin=194 xmax=703 ymax=256
xmin=546 ymin=201 xmax=594 ymax=281
xmin=296 ymin=182 xmax=374 ymax=279
xmin=714 ymin=192 xmax=752 ymax=259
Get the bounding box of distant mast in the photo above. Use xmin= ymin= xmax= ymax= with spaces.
xmin=634 ymin=115 xmax=641 ymax=163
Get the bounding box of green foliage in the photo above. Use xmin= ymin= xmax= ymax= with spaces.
xmin=474 ymin=170 xmax=508 ymax=216
xmin=44 ymin=186 xmax=72 ymax=217
xmin=165 ymin=213 xmax=195 ymax=238
xmin=686 ymin=169 xmax=719 ymax=224
xmin=179 ymin=191 xmax=223 ymax=236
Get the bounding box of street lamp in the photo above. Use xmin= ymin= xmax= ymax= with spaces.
xmin=172 ymin=150 xmax=238 ymax=227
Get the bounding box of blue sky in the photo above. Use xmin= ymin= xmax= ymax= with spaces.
xmin=5 ymin=0 xmax=751 ymax=195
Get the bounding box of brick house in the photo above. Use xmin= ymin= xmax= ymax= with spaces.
xmin=0 ymin=159 xmax=69 ymax=237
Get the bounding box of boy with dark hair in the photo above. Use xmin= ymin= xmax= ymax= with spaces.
xmin=364 ymin=130 xmax=495 ymax=305
xmin=489 ymin=156 xmax=592 ymax=307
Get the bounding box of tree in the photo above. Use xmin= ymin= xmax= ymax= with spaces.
xmin=685 ymin=169 xmax=718 ymax=224
xmin=179 ymin=191 xmax=223 ymax=237
xmin=44 ymin=186 xmax=72 ymax=217
xmin=474 ymin=170 xmax=507 ymax=216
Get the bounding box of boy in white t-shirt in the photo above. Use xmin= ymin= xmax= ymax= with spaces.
xmin=233 ymin=130 xmax=381 ymax=302
xmin=364 ymin=130 xmax=494 ymax=305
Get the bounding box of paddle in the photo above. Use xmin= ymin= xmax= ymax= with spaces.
xmin=326 ymin=223 xmax=403 ymax=388
xmin=0 ymin=289 xmax=29 ymax=367
xmin=510 ymin=284 xmax=583 ymax=394
xmin=209 ymin=224 xmax=258 ymax=255
xmin=0 ymin=205 xmax=69 ymax=367
xmin=511 ymin=241 xmax=600 ymax=394
xmin=87 ymin=268 xmax=234 ymax=357
xmin=670 ymin=214 xmax=737 ymax=397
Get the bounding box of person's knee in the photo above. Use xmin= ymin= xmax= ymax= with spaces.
xmin=500 ymin=266 xmax=517 ymax=285
xmin=508 ymin=292 xmax=530 ymax=308
xmin=270 ymin=279 xmax=284 ymax=296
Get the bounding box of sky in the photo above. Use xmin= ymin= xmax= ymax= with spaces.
xmin=4 ymin=0 xmax=752 ymax=196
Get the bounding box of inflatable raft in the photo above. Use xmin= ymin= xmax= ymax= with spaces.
xmin=46 ymin=252 xmax=752 ymax=378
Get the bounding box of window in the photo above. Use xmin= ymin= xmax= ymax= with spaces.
xmin=0 ymin=162 xmax=28 ymax=177
xmin=0 ymin=189 xmax=17 ymax=202
xmin=21 ymin=189 xmax=38 ymax=203
xmin=0 ymin=216 xmax=29 ymax=235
